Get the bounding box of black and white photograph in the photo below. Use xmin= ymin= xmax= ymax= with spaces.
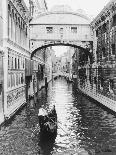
xmin=0 ymin=0 xmax=116 ymax=154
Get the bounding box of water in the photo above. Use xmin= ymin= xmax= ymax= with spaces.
xmin=0 ymin=78 xmax=116 ymax=155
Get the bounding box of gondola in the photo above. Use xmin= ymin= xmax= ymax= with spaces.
xmin=38 ymin=105 xmax=57 ymax=141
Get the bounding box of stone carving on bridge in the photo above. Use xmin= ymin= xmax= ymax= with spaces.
xmin=29 ymin=8 xmax=93 ymax=54
xmin=30 ymin=39 xmax=92 ymax=53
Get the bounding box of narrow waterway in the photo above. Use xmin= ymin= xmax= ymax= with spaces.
xmin=0 ymin=78 xmax=116 ymax=155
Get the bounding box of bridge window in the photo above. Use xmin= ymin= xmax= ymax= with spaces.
xmin=71 ymin=27 xmax=77 ymax=33
xmin=46 ymin=27 xmax=53 ymax=33
xmin=60 ymin=28 xmax=63 ymax=33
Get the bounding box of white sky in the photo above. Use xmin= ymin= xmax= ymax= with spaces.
xmin=52 ymin=46 xmax=68 ymax=57
xmin=24 ymin=0 xmax=111 ymax=18
xmin=46 ymin=0 xmax=110 ymax=18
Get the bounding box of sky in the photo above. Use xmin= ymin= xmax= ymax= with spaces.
xmin=24 ymin=0 xmax=111 ymax=18
xmin=52 ymin=46 xmax=68 ymax=57
xmin=46 ymin=0 xmax=110 ymax=18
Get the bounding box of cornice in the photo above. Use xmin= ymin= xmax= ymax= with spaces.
xmin=8 ymin=0 xmax=30 ymax=23
xmin=91 ymin=0 xmax=116 ymax=29
xmin=7 ymin=38 xmax=31 ymax=56
xmin=31 ymin=11 xmax=91 ymax=23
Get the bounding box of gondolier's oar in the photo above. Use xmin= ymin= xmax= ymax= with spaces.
xmin=48 ymin=117 xmax=75 ymax=140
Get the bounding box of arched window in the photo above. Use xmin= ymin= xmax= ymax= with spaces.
xmin=15 ymin=13 xmax=17 ymax=24
xmin=12 ymin=57 xmax=13 ymax=69
xmin=15 ymin=57 xmax=17 ymax=69
xmin=19 ymin=73 xmax=21 ymax=84
xmin=12 ymin=9 xmax=14 ymax=19
xmin=18 ymin=17 xmax=20 ymax=28
xmin=23 ymin=59 xmax=25 ymax=69
xmin=16 ymin=74 xmax=18 ymax=86
xmin=26 ymin=26 xmax=28 ymax=35
xmin=21 ymin=20 xmax=23 ymax=29
xmin=23 ymin=23 xmax=25 ymax=31
xmin=18 ymin=57 xmax=20 ymax=69
xmin=8 ymin=4 xmax=11 ymax=13
xmin=8 ymin=54 xmax=10 ymax=68
xmin=21 ymin=73 xmax=23 ymax=84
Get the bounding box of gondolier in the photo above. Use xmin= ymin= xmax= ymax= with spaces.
xmin=38 ymin=105 xmax=57 ymax=141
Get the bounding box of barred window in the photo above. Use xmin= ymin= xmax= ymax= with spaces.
xmin=71 ymin=27 xmax=77 ymax=33
xmin=46 ymin=27 xmax=53 ymax=33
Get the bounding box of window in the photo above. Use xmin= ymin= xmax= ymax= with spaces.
xmin=102 ymin=47 xmax=106 ymax=57
xmin=60 ymin=28 xmax=63 ymax=33
xmin=111 ymin=44 xmax=115 ymax=55
xmin=100 ymin=77 xmax=104 ymax=90
xmin=23 ymin=59 xmax=25 ymax=69
xmin=15 ymin=58 xmax=17 ymax=69
xmin=46 ymin=27 xmax=53 ymax=33
xmin=113 ymin=14 xmax=116 ymax=27
xmin=96 ymin=29 xmax=98 ymax=37
xmin=8 ymin=4 xmax=11 ymax=12
xmin=12 ymin=57 xmax=13 ymax=69
xmin=21 ymin=73 xmax=23 ymax=84
xmin=8 ymin=54 xmax=10 ymax=68
xmin=109 ymin=79 xmax=114 ymax=93
xmin=102 ymin=23 xmax=106 ymax=33
xmin=8 ymin=74 xmax=11 ymax=88
xmin=15 ymin=14 xmax=17 ymax=24
xmin=71 ymin=27 xmax=77 ymax=33
xmin=16 ymin=74 xmax=18 ymax=86
xmin=94 ymin=77 xmax=97 ymax=84
xmin=18 ymin=58 xmax=20 ymax=69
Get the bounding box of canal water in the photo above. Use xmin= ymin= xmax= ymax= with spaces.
xmin=0 ymin=78 xmax=116 ymax=155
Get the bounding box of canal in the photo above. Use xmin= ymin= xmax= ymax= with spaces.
xmin=0 ymin=78 xmax=116 ymax=155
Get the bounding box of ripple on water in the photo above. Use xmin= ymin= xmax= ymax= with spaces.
xmin=0 ymin=78 xmax=116 ymax=154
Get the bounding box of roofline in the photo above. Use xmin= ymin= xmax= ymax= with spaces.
xmin=29 ymin=23 xmax=90 ymax=26
xmin=30 ymin=11 xmax=91 ymax=23
xmin=91 ymin=0 xmax=114 ymax=25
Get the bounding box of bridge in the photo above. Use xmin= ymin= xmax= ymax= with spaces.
xmin=29 ymin=6 xmax=93 ymax=58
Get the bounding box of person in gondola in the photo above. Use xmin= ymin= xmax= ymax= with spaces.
xmin=48 ymin=105 xmax=57 ymax=124
xmin=38 ymin=105 xmax=48 ymax=128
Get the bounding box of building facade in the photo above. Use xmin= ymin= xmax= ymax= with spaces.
xmin=2 ymin=0 xmax=30 ymax=121
xmin=77 ymin=0 xmax=116 ymax=112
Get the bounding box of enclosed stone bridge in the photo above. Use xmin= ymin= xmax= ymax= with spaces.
xmin=29 ymin=6 xmax=93 ymax=57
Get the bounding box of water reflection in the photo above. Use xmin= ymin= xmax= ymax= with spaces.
xmin=0 ymin=78 xmax=116 ymax=154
